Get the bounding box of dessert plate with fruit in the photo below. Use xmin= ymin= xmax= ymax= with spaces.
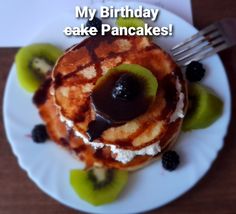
xmin=3 ymin=1 xmax=231 ymax=213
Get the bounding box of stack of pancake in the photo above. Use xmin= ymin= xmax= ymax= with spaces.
xmin=33 ymin=35 xmax=188 ymax=170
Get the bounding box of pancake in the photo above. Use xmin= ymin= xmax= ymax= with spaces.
xmin=33 ymin=78 xmax=183 ymax=170
xmin=33 ymin=35 xmax=188 ymax=170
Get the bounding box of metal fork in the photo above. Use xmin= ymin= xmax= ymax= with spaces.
xmin=171 ymin=18 xmax=236 ymax=66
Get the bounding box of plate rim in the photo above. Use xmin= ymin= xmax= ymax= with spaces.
xmin=3 ymin=1 xmax=232 ymax=213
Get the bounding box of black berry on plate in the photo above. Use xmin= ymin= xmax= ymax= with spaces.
xmin=31 ymin=124 xmax=49 ymax=143
xmin=162 ymin=150 xmax=180 ymax=171
xmin=112 ymin=73 xmax=141 ymax=101
xmin=185 ymin=61 xmax=205 ymax=82
xmin=86 ymin=17 xmax=102 ymax=33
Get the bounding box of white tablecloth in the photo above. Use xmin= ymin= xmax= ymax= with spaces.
xmin=0 ymin=0 xmax=192 ymax=46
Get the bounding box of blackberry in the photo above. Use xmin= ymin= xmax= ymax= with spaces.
xmin=186 ymin=61 xmax=205 ymax=82
xmin=31 ymin=124 xmax=48 ymax=143
xmin=162 ymin=151 xmax=180 ymax=171
xmin=86 ymin=17 xmax=102 ymax=33
xmin=112 ymin=73 xmax=140 ymax=101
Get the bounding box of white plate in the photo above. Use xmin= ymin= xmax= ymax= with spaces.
xmin=3 ymin=1 xmax=231 ymax=213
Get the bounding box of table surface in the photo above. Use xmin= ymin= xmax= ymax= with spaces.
xmin=1 ymin=1 xmax=236 ymax=213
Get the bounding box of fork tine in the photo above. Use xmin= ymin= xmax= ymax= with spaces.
xmin=175 ymin=37 xmax=225 ymax=62
xmin=172 ymin=30 xmax=222 ymax=56
xmin=172 ymin=38 xmax=207 ymax=56
xmin=182 ymin=42 xmax=229 ymax=66
xmin=172 ymin=18 xmax=236 ymax=66
xmin=171 ymin=23 xmax=218 ymax=51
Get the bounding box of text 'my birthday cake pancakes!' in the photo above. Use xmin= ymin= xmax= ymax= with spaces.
xmin=33 ymin=35 xmax=188 ymax=170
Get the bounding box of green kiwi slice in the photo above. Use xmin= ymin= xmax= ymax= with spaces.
xmin=182 ymin=83 xmax=223 ymax=131
xmin=70 ymin=168 xmax=128 ymax=206
xmin=87 ymin=64 xmax=158 ymax=141
xmin=116 ymin=17 xmax=145 ymax=28
xmin=15 ymin=43 xmax=63 ymax=92
xmin=110 ymin=64 xmax=158 ymax=100
xmin=91 ymin=64 xmax=158 ymax=122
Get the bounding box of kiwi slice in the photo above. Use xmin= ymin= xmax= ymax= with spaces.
xmin=70 ymin=168 xmax=128 ymax=206
xmin=87 ymin=64 xmax=158 ymax=141
xmin=15 ymin=43 xmax=63 ymax=92
xmin=182 ymin=83 xmax=223 ymax=131
xmin=116 ymin=17 xmax=145 ymax=28
xmin=110 ymin=64 xmax=158 ymax=100
xmin=91 ymin=64 xmax=158 ymax=122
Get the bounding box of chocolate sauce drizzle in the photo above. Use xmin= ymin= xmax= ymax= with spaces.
xmin=32 ymin=78 xmax=52 ymax=106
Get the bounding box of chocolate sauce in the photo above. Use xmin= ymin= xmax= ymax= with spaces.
xmin=87 ymin=115 xmax=111 ymax=141
xmin=74 ymin=144 xmax=86 ymax=153
xmin=158 ymin=72 xmax=181 ymax=120
xmin=86 ymin=71 xmax=152 ymax=141
xmin=60 ymin=137 xmax=69 ymax=146
xmin=32 ymin=78 xmax=52 ymax=106
xmin=54 ymin=73 xmax=63 ymax=88
xmin=75 ymin=115 xmax=86 ymax=123
xmin=112 ymin=73 xmax=141 ymax=100
xmin=92 ymin=71 xmax=151 ymax=122
xmin=94 ymin=148 xmax=113 ymax=162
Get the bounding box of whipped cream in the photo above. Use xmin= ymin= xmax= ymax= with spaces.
xmin=170 ymin=77 xmax=185 ymax=122
xmin=59 ymin=114 xmax=74 ymax=128
xmin=74 ymin=130 xmax=161 ymax=164
xmin=109 ymin=143 xmax=161 ymax=164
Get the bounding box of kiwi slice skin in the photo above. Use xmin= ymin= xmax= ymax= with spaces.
xmin=182 ymin=83 xmax=223 ymax=131
xmin=15 ymin=43 xmax=63 ymax=92
xmin=70 ymin=168 xmax=128 ymax=206
xmin=116 ymin=17 xmax=145 ymax=28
